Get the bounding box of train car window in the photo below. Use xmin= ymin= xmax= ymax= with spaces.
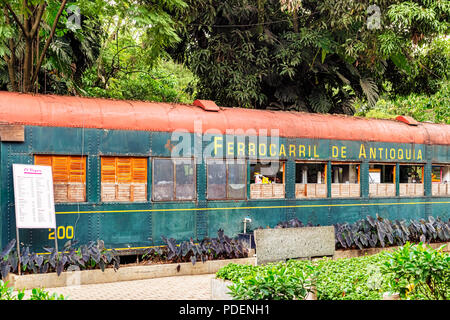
xmin=175 ymin=159 xmax=196 ymax=200
xmin=250 ymin=161 xmax=285 ymax=199
xmin=35 ymin=155 xmax=86 ymax=203
xmin=101 ymin=157 xmax=147 ymax=202
xmin=431 ymin=165 xmax=450 ymax=196
xmin=331 ymin=163 xmax=360 ymax=198
xmin=206 ymin=160 xmax=246 ymax=200
xmin=152 ymin=158 xmax=196 ymax=201
xmin=399 ymin=165 xmax=424 ymax=196
xmin=295 ymin=162 xmax=327 ymax=198
xmin=369 ymin=163 xmax=396 ymax=197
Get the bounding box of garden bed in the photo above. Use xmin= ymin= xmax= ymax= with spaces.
xmin=6 ymin=256 xmax=256 ymax=291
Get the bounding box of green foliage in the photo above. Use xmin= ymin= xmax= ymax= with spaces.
xmin=29 ymin=287 xmax=65 ymax=300
xmin=0 ymin=280 xmax=65 ymax=300
xmin=0 ymin=280 xmax=24 ymax=300
xmin=310 ymin=254 xmax=389 ymax=300
xmin=357 ymin=80 xmax=450 ymax=124
xmin=172 ymin=0 xmax=449 ymax=114
xmin=220 ymin=261 xmax=312 ymax=300
xmin=381 ymin=242 xmax=450 ymax=300
xmin=217 ymin=245 xmax=450 ymax=300
xmin=0 ymin=0 xmax=187 ymax=94
xmin=81 ymin=59 xmax=196 ymax=103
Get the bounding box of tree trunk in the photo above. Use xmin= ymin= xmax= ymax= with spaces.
xmin=293 ymin=10 xmax=299 ymax=33
xmin=23 ymin=37 xmax=33 ymax=92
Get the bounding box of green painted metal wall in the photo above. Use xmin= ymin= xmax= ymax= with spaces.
xmin=0 ymin=126 xmax=449 ymax=252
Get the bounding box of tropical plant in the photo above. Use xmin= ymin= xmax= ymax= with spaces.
xmin=171 ymin=0 xmax=449 ymax=114
xmin=272 ymin=215 xmax=450 ymax=250
xmin=0 ymin=0 xmax=187 ymax=94
xmin=143 ymin=229 xmax=248 ymax=265
xmin=381 ymin=242 xmax=450 ymax=300
xmin=0 ymin=239 xmax=120 ymax=279
xmin=223 ymin=260 xmax=313 ymax=300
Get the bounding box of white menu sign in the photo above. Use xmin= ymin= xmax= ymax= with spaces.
xmin=12 ymin=164 xmax=56 ymax=229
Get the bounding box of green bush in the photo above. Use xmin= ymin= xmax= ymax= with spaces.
xmin=381 ymin=242 xmax=450 ymax=300
xmin=0 ymin=280 xmax=65 ymax=300
xmin=218 ymin=243 xmax=450 ymax=300
xmin=219 ymin=261 xmax=313 ymax=300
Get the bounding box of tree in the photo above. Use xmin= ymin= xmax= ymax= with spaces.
xmin=170 ymin=0 xmax=449 ymax=114
xmin=0 ymin=0 xmax=68 ymax=92
xmin=0 ymin=0 xmax=187 ymax=94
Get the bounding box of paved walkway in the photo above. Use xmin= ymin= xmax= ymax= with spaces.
xmin=22 ymin=274 xmax=216 ymax=300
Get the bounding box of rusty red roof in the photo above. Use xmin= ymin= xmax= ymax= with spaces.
xmin=0 ymin=91 xmax=449 ymax=145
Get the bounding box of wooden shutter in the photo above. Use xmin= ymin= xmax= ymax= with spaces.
xmin=131 ymin=158 xmax=147 ymax=201
xmin=101 ymin=157 xmax=147 ymax=202
xmin=34 ymin=155 xmax=86 ymax=202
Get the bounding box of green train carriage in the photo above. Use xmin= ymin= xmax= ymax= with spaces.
xmin=0 ymin=92 xmax=449 ymax=253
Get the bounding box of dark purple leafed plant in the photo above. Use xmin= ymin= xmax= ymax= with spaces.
xmin=143 ymin=229 xmax=248 ymax=265
xmin=272 ymin=215 xmax=450 ymax=250
xmin=0 ymin=239 xmax=120 ymax=279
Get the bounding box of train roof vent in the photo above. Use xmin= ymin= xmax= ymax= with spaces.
xmin=395 ymin=115 xmax=419 ymax=126
xmin=193 ymin=99 xmax=220 ymax=112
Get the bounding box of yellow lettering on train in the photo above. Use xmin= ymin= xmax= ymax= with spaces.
xmin=259 ymin=143 xmax=267 ymax=156
xmin=390 ymin=148 xmax=396 ymax=160
xmin=227 ymin=142 xmax=234 ymax=156
xmin=299 ymin=145 xmax=306 ymax=157
xmin=248 ymin=143 xmax=256 ymax=156
xmin=332 ymin=146 xmax=339 ymax=158
xmin=214 ymin=136 xmax=223 ymax=156
xmin=405 ymin=149 xmax=411 ymax=160
xmin=237 ymin=142 xmax=245 ymax=156
xmin=289 ymin=144 xmax=296 ymax=157
xmin=314 ymin=145 xmax=319 ymax=158
xmin=359 ymin=144 xmax=367 ymax=159
xmin=279 ymin=144 xmax=286 ymax=157
xmin=269 ymin=144 xmax=277 ymax=157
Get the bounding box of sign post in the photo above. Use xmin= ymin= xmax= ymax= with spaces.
xmin=12 ymin=164 xmax=57 ymax=275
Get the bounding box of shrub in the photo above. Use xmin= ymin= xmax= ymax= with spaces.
xmin=0 ymin=280 xmax=65 ymax=300
xmin=218 ymin=261 xmax=313 ymax=300
xmin=381 ymin=242 xmax=450 ymax=300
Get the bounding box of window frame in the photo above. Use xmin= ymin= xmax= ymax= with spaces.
xmin=100 ymin=156 xmax=148 ymax=203
xmin=330 ymin=161 xmax=361 ymax=198
xmin=398 ymin=163 xmax=425 ymax=197
xmin=249 ymin=160 xmax=286 ymax=200
xmin=431 ymin=163 xmax=450 ymax=197
xmin=34 ymin=154 xmax=87 ymax=203
xmin=294 ymin=161 xmax=328 ymax=199
xmin=368 ymin=162 xmax=396 ymax=198
xmin=151 ymin=157 xmax=197 ymax=202
xmin=206 ymin=158 xmax=247 ymax=201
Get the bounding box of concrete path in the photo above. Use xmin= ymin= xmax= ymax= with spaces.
xmin=22 ymin=274 xmax=216 ymax=300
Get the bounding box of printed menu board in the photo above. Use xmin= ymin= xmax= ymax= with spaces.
xmin=12 ymin=164 xmax=56 ymax=229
